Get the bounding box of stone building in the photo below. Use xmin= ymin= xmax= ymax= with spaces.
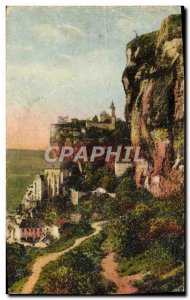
xmin=86 ymin=101 xmax=116 ymax=130
xmin=70 ymin=189 xmax=86 ymax=205
xmin=6 ymin=215 xmax=61 ymax=243
xmin=114 ymin=161 xmax=133 ymax=177
xmin=19 ymin=219 xmax=45 ymax=242
xmin=22 ymin=162 xmax=71 ymax=211
xmin=44 ymin=166 xmax=70 ymax=198
xmin=99 ymin=111 xmax=110 ymax=122
xmin=33 ymin=174 xmax=46 ymax=201
xmin=22 ymin=174 xmax=46 ymax=210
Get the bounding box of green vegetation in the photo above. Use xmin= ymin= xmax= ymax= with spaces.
xmin=153 ymin=128 xmax=169 ymax=142
xmin=7 ymin=94 xmax=184 ymax=294
xmin=147 ymin=73 xmax=174 ymax=129
xmin=29 ymin=170 xmax=184 ymax=294
xmin=86 ymin=119 xmax=129 ymax=145
xmin=127 ymin=31 xmax=158 ymax=67
xmin=7 ymin=220 xmax=93 ymax=293
xmin=128 ymin=30 xmax=157 ymax=49
xmin=133 ymin=264 xmax=184 ymax=293
xmin=33 ymin=234 xmax=115 ymax=295
xmin=7 ymin=166 xmax=184 ymax=294
xmin=118 ymin=242 xmax=174 ymax=276
xmin=7 ymin=119 xmax=129 ymax=213
xmin=102 ymin=175 xmax=184 ymax=293
xmin=173 ymin=124 xmax=184 ymax=155
xmin=68 ymin=165 xmax=117 ymax=193
xmin=67 ymin=166 xmax=181 ymax=293
xmin=158 ymin=14 xmax=182 ymax=47
xmin=9 ymin=276 xmax=29 ymax=294
xmin=7 ymin=243 xmax=32 ymax=288
xmin=44 ymin=221 xmax=93 ymax=253
xmin=7 ymin=149 xmax=48 ymax=212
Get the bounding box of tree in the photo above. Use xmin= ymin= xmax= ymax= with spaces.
xmin=92 ymin=115 xmax=98 ymax=122
xmin=112 ymin=119 xmax=130 ymax=144
xmin=7 ymin=243 xmax=31 ymax=288
xmin=116 ymin=176 xmax=136 ymax=198
xmin=99 ymin=173 xmax=117 ymax=192
xmin=103 ymin=198 xmax=121 ymax=220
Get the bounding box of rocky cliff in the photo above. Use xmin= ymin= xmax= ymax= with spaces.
xmin=122 ymin=14 xmax=184 ymax=197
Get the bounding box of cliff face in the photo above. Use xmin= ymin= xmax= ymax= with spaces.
xmin=122 ymin=14 xmax=184 ymax=197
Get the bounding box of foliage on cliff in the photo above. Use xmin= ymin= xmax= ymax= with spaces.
xmin=102 ymin=173 xmax=184 ymax=293
xmin=122 ymin=14 xmax=184 ymax=197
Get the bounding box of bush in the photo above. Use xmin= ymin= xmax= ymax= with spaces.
xmin=7 ymin=243 xmax=32 ymax=288
xmin=34 ymin=235 xmax=115 ymax=295
xmin=134 ymin=264 xmax=184 ymax=293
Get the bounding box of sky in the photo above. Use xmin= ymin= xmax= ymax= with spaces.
xmin=6 ymin=6 xmax=181 ymax=150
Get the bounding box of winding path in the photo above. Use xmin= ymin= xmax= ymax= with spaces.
xmin=101 ymin=252 xmax=143 ymax=294
xmin=21 ymin=221 xmax=106 ymax=294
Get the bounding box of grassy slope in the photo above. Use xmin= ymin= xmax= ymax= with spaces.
xmin=33 ymin=234 xmax=113 ymax=295
xmin=6 ymin=149 xmax=48 ymax=212
xmin=8 ymin=223 xmax=94 ymax=293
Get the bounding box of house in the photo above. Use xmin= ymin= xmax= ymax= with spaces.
xmin=54 ymin=217 xmax=67 ymax=228
xmin=19 ymin=219 xmax=45 ymax=242
xmin=46 ymin=224 xmax=60 ymax=240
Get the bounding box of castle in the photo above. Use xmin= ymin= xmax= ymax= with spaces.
xmin=50 ymin=101 xmax=116 ymax=145
xmin=86 ymin=101 xmax=116 ymax=130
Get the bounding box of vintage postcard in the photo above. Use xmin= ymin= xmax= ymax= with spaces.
xmin=6 ymin=6 xmax=185 ymax=295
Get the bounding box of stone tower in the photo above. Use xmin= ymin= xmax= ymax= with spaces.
xmin=110 ymin=101 xmax=116 ymax=118
xmin=110 ymin=101 xmax=116 ymax=128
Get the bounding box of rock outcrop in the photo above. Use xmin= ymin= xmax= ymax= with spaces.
xmin=122 ymin=14 xmax=184 ymax=197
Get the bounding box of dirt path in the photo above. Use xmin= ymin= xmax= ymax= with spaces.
xmin=101 ymin=252 xmax=143 ymax=295
xmin=21 ymin=221 xmax=106 ymax=294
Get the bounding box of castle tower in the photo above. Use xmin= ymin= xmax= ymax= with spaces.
xmin=110 ymin=101 xmax=116 ymax=118
xmin=110 ymin=101 xmax=116 ymax=129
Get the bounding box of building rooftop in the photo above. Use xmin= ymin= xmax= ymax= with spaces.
xmin=54 ymin=217 xmax=67 ymax=227
xmin=19 ymin=218 xmax=45 ymax=228
xmin=100 ymin=111 xmax=110 ymax=116
xmin=110 ymin=101 xmax=115 ymax=109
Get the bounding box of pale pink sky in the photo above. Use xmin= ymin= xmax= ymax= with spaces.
xmin=7 ymin=107 xmax=51 ymax=150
